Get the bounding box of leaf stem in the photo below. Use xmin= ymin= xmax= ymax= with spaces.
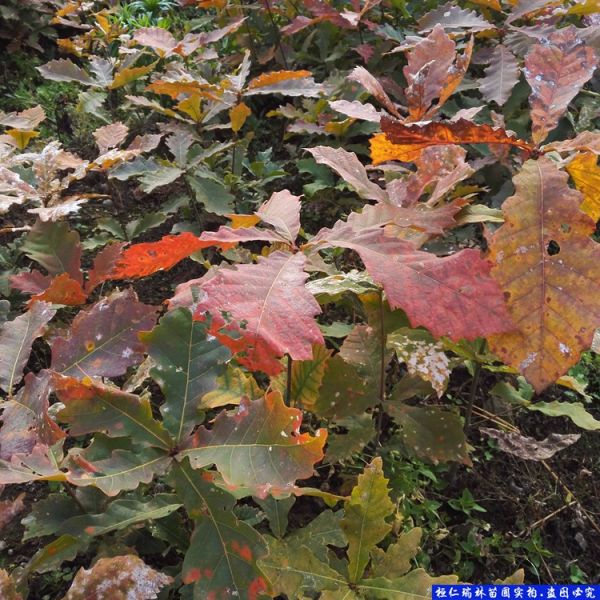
xmin=286 ymin=353 xmax=293 ymax=407
xmin=376 ymin=290 xmax=386 ymax=444
xmin=464 ymin=339 xmax=486 ymax=432
xmin=264 ymin=0 xmax=289 ymax=69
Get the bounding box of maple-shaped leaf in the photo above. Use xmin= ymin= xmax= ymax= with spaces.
xmin=487 ymin=158 xmax=600 ymax=392
xmin=30 ymin=273 xmax=86 ymax=306
xmin=0 ymin=302 xmax=56 ymax=394
xmin=178 ymin=391 xmax=327 ymax=497
xmin=171 ymin=460 xmax=269 ymax=599
xmin=525 ymin=28 xmax=597 ymax=145
xmin=62 ymin=555 xmax=172 ymax=600
xmin=480 ymin=45 xmax=520 ymax=106
xmin=21 ymin=220 xmax=82 ymax=283
xmin=306 ymin=146 xmax=388 ymax=203
xmin=371 ymin=117 xmax=533 ymax=164
xmin=192 ymin=251 xmax=324 ymax=375
xmin=347 ymin=66 xmax=402 ymax=118
xmin=418 ymin=2 xmax=494 ymax=31
xmin=141 ymin=308 xmax=230 ymax=443
xmin=65 ymin=436 xmax=171 ymax=496
xmin=53 ymin=373 xmax=172 ymax=450
xmin=386 ymin=404 xmax=472 ymax=466
xmin=566 ymin=152 xmax=600 ymax=221
xmin=309 ymin=222 xmax=513 ymax=341
xmin=0 ymin=371 xmax=65 ymax=460
xmin=108 ymin=233 xmax=225 ymax=280
xmin=342 ymin=457 xmax=394 ymax=583
xmin=51 ymin=288 xmax=158 ymax=379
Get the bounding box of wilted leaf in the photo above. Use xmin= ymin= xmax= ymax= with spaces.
xmin=306 ymin=146 xmax=388 ymax=202
xmin=566 ymin=152 xmax=600 ymax=221
xmin=525 ymin=28 xmax=597 ymax=144
xmin=62 ymin=555 xmax=172 ymax=600
xmin=178 ymin=391 xmax=327 ymax=497
xmin=193 ymin=251 xmax=324 ymax=375
xmin=386 ymin=404 xmax=471 ymax=466
xmin=51 ymin=288 xmax=158 ymax=379
xmin=487 ymin=158 xmax=600 ymax=392
xmin=481 ymin=428 xmax=581 ymax=460
xmin=371 ymin=117 xmax=533 ymax=164
xmin=141 ymin=308 xmax=230 ymax=442
xmin=342 ymin=457 xmax=394 ymax=582
xmin=53 ymin=374 xmax=172 ymax=450
xmin=171 ymin=460 xmax=268 ymax=598
xmin=0 ymin=302 xmax=56 ymax=393
xmin=0 ymin=442 xmax=65 ymax=485
xmin=480 ymin=45 xmax=520 ymax=106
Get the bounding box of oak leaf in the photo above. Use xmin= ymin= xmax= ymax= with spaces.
xmin=178 ymin=391 xmax=327 ymax=497
xmin=191 ymin=251 xmax=324 ymax=375
xmin=525 ymin=28 xmax=597 ymax=144
xmin=566 ymin=152 xmax=600 ymax=221
xmin=480 ymin=45 xmax=520 ymax=106
xmin=487 ymin=158 xmax=600 ymax=392
xmin=30 ymin=273 xmax=86 ymax=306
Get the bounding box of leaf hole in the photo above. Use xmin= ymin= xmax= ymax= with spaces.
xmin=561 ymin=223 xmax=571 ymax=234
xmin=546 ymin=240 xmax=560 ymax=256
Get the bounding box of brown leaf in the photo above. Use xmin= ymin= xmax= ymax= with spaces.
xmin=0 ymin=569 xmax=22 ymax=600
xmin=256 ymin=189 xmax=302 ymax=243
xmin=347 ymin=66 xmax=401 ymax=118
xmin=62 ymin=555 xmax=172 ymax=600
xmin=481 ymin=428 xmax=581 ymax=460
xmin=480 ymin=45 xmax=520 ymax=106
xmin=488 ymin=158 xmax=600 ymax=392
xmin=525 ymin=28 xmax=597 ymax=145
xmin=93 ymin=122 xmax=129 ymax=153
xmin=0 ymin=492 xmax=26 ymax=533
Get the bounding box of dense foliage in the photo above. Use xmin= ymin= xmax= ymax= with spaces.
xmin=0 ymin=0 xmax=599 ymax=598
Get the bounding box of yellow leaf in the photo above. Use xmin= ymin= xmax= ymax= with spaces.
xmin=229 ymin=102 xmax=251 ymax=133
xmin=57 ymin=38 xmax=82 ymax=57
xmin=370 ymin=132 xmax=423 ymax=164
xmin=6 ymin=129 xmax=39 ymax=150
xmin=227 ymin=214 xmax=261 ymax=229
xmin=566 ymin=152 xmax=600 ymax=221
xmin=110 ymin=62 xmax=157 ymax=89
xmin=324 ymin=119 xmax=353 ymax=136
xmin=469 ymin=0 xmax=502 ymax=10
xmin=96 ymin=13 xmax=110 ymax=34
xmin=568 ymin=0 xmax=600 ymax=15
xmin=176 ymin=94 xmax=203 ymax=122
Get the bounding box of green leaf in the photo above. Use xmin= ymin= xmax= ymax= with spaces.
xmin=23 ymin=535 xmax=85 ymax=575
xmin=201 ymin=365 xmax=262 ymax=409
xmin=22 ymin=493 xmax=83 ymax=541
xmin=342 ymin=457 xmax=395 ymax=583
xmin=170 ymin=460 xmax=268 ymax=600
xmin=65 ymin=436 xmax=171 ymax=496
xmin=306 ymin=270 xmax=378 ymax=303
xmin=258 ymin=539 xmax=346 ymax=598
xmin=186 ymin=174 xmax=235 ymax=215
xmin=54 ymin=374 xmax=172 ymax=450
xmin=370 ymin=528 xmax=423 ymax=579
xmin=57 ymin=494 xmax=181 ymax=538
xmin=141 ymin=308 xmax=230 ymax=443
xmin=139 ymin=164 xmax=184 ymax=193
xmin=177 ymin=391 xmax=327 ymax=497
xmin=271 ymin=344 xmax=332 ymax=409
xmin=358 ymin=569 xmax=458 ymax=598
xmin=255 ymin=495 xmax=295 ymax=538
xmin=326 ymin=414 xmax=376 ymax=464
xmin=21 ymin=220 xmax=82 ymax=281
xmin=527 ymin=400 xmax=600 ymax=431
xmin=286 ymin=509 xmax=346 ymax=562
xmin=386 ymin=404 xmax=472 ymax=466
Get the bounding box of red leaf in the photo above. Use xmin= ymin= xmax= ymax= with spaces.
xmin=30 ymin=273 xmax=86 ymax=306
xmin=190 ymin=251 xmax=324 ymax=375
xmin=85 ymin=242 xmax=126 ymax=294
xmin=109 ymin=233 xmax=230 ymax=280
xmin=310 ymin=223 xmax=513 ymax=340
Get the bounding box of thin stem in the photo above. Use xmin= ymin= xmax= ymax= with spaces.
xmin=264 ymin=0 xmax=289 ymax=68
xmin=286 ymin=353 xmax=293 ymax=406
xmin=376 ymin=290 xmax=386 ymax=444
xmin=63 ymin=482 xmax=87 ymax=514
xmin=464 ymin=339 xmax=485 ymax=432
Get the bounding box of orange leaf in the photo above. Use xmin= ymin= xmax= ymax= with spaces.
xmin=229 ymin=102 xmax=251 ymax=133
xmin=488 ymin=158 xmax=600 ymax=392
xmin=566 ymin=152 xmax=600 ymax=221
xmin=110 ymin=233 xmax=231 ymax=280
xmin=227 ymin=214 xmax=261 ymax=229
xmin=146 ymin=80 xmax=222 ymax=101
xmin=247 ymin=70 xmax=312 ymax=89
xmin=30 ymin=273 xmax=87 ymax=306
xmin=371 ymin=117 xmax=533 ymax=164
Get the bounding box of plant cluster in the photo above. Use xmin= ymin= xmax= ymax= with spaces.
xmin=0 ymin=0 xmax=599 ymax=598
